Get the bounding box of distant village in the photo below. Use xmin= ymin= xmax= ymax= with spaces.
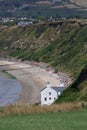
xmin=0 ymin=16 xmax=65 ymax=24
xmin=1 ymin=16 xmax=87 ymax=27
xmin=0 ymin=16 xmax=67 ymax=26
xmin=0 ymin=17 xmax=37 ymax=26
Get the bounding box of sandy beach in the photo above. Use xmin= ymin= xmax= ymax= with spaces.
xmin=0 ymin=59 xmax=71 ymax=105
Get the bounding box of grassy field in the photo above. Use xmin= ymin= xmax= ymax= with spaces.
xmin=0 ymin=109 xmax=87 ymax=130
xmin=70 ymin=0 xmax=87 ymax=7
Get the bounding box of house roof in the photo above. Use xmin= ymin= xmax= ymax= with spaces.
xmin=41 ymin=86 xmax=66 ymax=93
xmin=51 ymin=87 xmax=66 ymax=93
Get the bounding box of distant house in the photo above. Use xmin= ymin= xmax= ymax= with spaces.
xmin=41 ymin=84 xmax=66 ymax=105
xmin=18 ymin=21 xmax=32 ymax=26
xmin=53 ymin=0 xmax=62 ymax=3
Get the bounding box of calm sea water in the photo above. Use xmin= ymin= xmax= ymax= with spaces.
xmin=0 ymin=74 xmax=23 ymax=106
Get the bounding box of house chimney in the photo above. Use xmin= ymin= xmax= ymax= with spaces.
xmin=46 ymin=81 xmax=51 ymax=88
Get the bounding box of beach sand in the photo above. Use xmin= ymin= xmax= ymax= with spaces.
xmin=0 ymin=59 xmax=69 ymax=105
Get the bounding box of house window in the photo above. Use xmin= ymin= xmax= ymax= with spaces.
xmin=44 ymin=97 xmax=47 ymax=101
xmin=54 ymin=97 xmax=56 ymax=100
xmin=58 ymin=92 xmax=61 ymax=96
xmin=49 ymin=97 xmax=51 ymax=100
xmin=49 ymin=92 xmax=51 ymax=95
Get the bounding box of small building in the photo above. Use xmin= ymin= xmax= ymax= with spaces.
xmin=18 ymin=21 xmax=32 ymax=26
xmin=41 ymin=84 xmax=66 ymax=105
xmin=53 ymin=0 xmax=62 ymax=3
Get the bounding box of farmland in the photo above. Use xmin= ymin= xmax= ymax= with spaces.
xmin=0 ymin=0 xmax=87 ymax=17
xmin=70 ymin=0 xmax=87 ymax=7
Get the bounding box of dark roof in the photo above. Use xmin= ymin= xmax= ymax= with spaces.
xmin=41 ymin=86 xmax=66 ymax=92
xmin=41 ymin=87 xmax=46 ymax=92
xmin=51 ymin=87 xmax=66 ymax=93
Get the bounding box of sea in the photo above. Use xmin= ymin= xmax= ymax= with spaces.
xmin=0 ymin=74 xmax=23 ymax=107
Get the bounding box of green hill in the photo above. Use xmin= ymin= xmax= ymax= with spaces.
xmin=56 ymin=66 xmax=87 ymax=102
xmin=0 ymin=0 xmax=87 ymax=18
xmin=0 ymin=19 xmax=87 ymax=102
xmin=70 ymin=0 xmax=87 ymax=8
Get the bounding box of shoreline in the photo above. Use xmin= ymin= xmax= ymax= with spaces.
xmin=0 ymin=59 xmax=71 ymax=105
xmin=0 ymin=73 xmax=23 ymax=107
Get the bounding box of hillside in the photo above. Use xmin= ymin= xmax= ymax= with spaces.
xmin=0 ymin=19 xmax=87 ymax=102
xmin=56 ymin=66 xmax=87 ymax=102
xmin=0 ymin=0 xmax=87 ymax=18
xmin=70 ymin=0 xmax=87 ymax=7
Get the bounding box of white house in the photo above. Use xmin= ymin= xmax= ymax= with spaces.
xmin=18 ymin=21 xmax=32 ymax=26
xmin=41 ymin=84 xmax=66 ymax=105
xmin=53 ymin=0 xmax=62 ymax=3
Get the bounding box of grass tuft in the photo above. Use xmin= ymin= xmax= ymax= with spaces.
xmin=0 ymin=102 xmax=85 ymax=116
xmin=2 ymin=70 xmax=16 ymax=79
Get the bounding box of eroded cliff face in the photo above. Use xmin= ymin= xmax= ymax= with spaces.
xmin=56 ymin=66 xmax=87 ymax=102
xmin=0 ymin=20 xmax=87 ymax=102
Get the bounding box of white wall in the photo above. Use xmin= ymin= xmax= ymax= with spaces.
xmin=41 ymin=87 xmax=58 ymax=105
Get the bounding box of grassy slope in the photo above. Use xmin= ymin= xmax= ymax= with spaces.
xmin=0 ymin=20 xmax=87 ymax=102
xmin=0 ymin=109 xmax=87 ymax=130
xmin=2 ymin=71 xmax=16 ymax=79
xmin=56 ymin=66 xmax=87 ymax=102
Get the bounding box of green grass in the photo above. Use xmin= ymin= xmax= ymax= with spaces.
xmin=2 ymin=71 xmax=16 ymax=79
xmin=0 ymin=109 xmax=87 ymax=130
